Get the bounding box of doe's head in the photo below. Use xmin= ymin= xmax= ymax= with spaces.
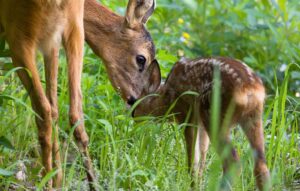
xmin=98 ymin=0 xmax=158 ymax=106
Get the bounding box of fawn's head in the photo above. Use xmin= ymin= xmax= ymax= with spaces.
xmin=88 ymin=0 xmax=159 ymax=105
xmin=132 ymin=59 xmax=161 ymax=117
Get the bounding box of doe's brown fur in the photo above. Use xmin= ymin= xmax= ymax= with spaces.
xmin=0 ymin=0 xmax=157 ymax=190
xmin=1 ymin=0 xmax=87 ymax=189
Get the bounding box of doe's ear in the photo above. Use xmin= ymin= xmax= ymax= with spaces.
xmin=147 ymin=59 xmax=161 ymax=93
xmin=124 ymin=0 xmax=155 ymax=29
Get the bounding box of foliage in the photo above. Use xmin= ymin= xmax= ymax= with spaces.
xmin=0 ymin=0 xmax=299 ymax=190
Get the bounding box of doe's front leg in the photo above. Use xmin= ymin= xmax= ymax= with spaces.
xmin=43 ymin=46 xmax=62 ymax=188
xmin=63 ymin=9 xmax=97 ymax=191
xmin=9 ymin=40 xmax=53 ymax=189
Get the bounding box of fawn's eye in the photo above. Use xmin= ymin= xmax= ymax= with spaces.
xmin=136 ymin=55 xmax=146 ymax=72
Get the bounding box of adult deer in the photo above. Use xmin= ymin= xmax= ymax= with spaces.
xmin=133 ymin=57 xmax=270 ymax=190
xmin=0 ymin=0 xmax=156 ymax=190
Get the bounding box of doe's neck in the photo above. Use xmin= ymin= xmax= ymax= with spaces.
xmin=84 ymin=0 xmax=123 ymax=58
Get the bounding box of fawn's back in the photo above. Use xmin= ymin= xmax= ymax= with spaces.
xmin=164 ymin=57 xmax=265 ymax=126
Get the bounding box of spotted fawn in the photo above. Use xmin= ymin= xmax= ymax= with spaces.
xmin=133 ymin=57 xmax=270 ymax=190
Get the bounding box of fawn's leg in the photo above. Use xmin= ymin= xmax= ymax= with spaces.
xmin=63 ymin=2 xmax=97 ymax=189
xmin=219 ymin=131 xmax=240 ymax=174
xmin=212 ymin=127 xmax=240 ymax=190
xmin=184 ymin=126 xmax=199 ymax=175
xmin=183 ymin=102 xmax=209 ymax=184
xmin=8 ymin=39 xmax=53 ymax=188
xmin=184 ymin=125 xmax=201 ymax=189
xmin=44 ymin=47 xmax=62 ymax=187
xmin=241 ymin=114 xmax=270 ymax=191
xmin=183 ymin=101 xmax=201 ymax=175
xmin=184 ymin=124 xmax=209 ymax=189
xmin=185 ymin=124 xmax=209 ymax=171
xmin=198 ymin=126 xmax=209 ymax=177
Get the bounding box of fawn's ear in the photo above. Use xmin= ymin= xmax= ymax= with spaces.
xmin=147 ymin=59 xmax=161 ymax=93
xmin=124 ymin=0 xmax=155 ymax=29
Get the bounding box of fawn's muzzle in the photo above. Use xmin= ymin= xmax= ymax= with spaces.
xmin=127 ymin=96 xmax=137 ymax=106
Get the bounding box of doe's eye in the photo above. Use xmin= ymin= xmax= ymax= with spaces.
xmin=136 ymin=55 xmax=146 ymax=72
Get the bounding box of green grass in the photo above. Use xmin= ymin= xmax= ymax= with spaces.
xmin=0 ymin=47 xmax=299 ymax=191
xmin=1 ymin=0 xmax=300 ymax=190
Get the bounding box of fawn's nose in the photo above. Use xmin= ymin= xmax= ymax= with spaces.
xmin=127 ymin=96 xmax=137 ymax=106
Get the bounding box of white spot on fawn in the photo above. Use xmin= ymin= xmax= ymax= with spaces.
xmin=241 ymin=61 xmax=254 ymax=77
xmin=201 ymin=59 xmax=208 ymax=64
xmin=219 ymin=62 xmax=225 ymax=67
xmin=228 ymin=68 xmax=234 ymax=75
xmin=224 ymin=64 xmax=230 ymax=72
xmin=232 ymin=72 xmax=238 ymax=78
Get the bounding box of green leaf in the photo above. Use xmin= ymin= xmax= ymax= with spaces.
xmin=157 ymin=49 xmax=177 ymax=63
xmin=98 ymin=119 xmax=113 ymax=134
xmin=276 ymin=0 xmax=288 ymax=22
xmin=0 ymin=136 xmax=14 ymax=150
xmin=0 ymin=50 xmax=10 ymax=57
xmin=261 ymin=0 xmax=270 ymax=9
xmin=131 ymin=170 xmax=148 ymax=177
xmin=0 ymin=95 xmax=39 ymax=119
xmin=37 ymin=169 xmax=59 ymax=190
xmin=0 ymin=168 xmax=14 ymax=176
xmin=182 ymin=0 xmax=197 ymax=11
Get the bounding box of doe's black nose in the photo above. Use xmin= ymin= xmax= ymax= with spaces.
xmin=127 ymin=96 xmax=137 ymax=106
